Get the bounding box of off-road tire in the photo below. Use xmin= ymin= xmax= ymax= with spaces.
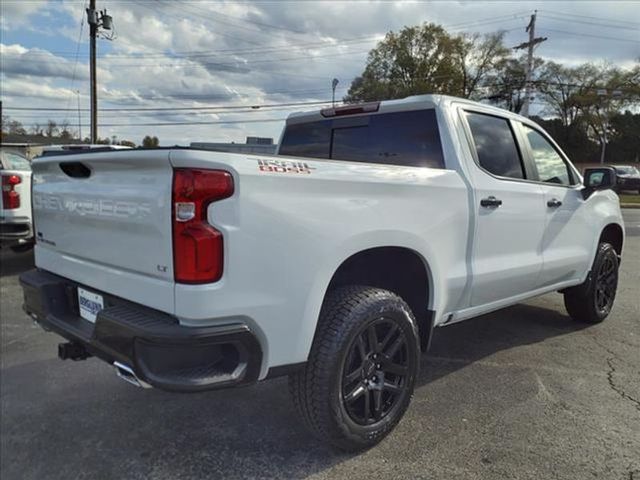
xmin=289 ymin=285 xmax=420 ymax=451
xmin=563 ymin=242 xmax=619 ymax=324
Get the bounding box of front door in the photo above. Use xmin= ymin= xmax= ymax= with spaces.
xmin=517 ymin=123 xmax=592 ymax=287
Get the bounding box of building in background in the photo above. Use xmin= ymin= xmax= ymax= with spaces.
xmin=190 ymin=137 xmax=277 ymax=155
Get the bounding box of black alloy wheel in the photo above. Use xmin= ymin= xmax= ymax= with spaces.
xmin=564 ymin=242 xmax=619 ymax=324
xmin=341 ymin=318 xmax=411 ymax=426
xmin=289 ymin=286 xmax=420 ymax=451
xmin=594 ymin=252 xmax=617 ymax=315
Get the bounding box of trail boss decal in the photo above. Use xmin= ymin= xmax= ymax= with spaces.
xmin=257 ymin=159 xmax=315 ymax=174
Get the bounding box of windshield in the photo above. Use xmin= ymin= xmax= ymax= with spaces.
xmin=0 ymin=150 xmax=31 ymax=171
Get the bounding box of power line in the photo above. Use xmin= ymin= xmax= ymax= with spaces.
xmin=26 ymin=35 xmax=380 ymax=60
xmin=14 ymin=48 xmax=371 ymax=67
xmin=62 ymin=1 xmax=88 ymax=132
xmin=134 ymin=0 xmax=265 ymax=47
xmin=152 ymin=0 xmax=307 ymax=35
xmin=12 ymin=118 xmax=288 ymax=128
xmin=443 ymin=11 xmax=531 ymax=30
xmin=4 ymin=99 xmax=336 ymax=112
xmin=537 ymin=28 xmax=640 ymax=44
xmin=537 ymin=9 xmax=640 ymax=28
xmin=6 ymin=99 xmax=349 ymax=118
xmin=538 ymin=13 xmax=640 ymax=32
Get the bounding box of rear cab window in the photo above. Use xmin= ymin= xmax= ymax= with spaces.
xmin=279 ymin=109 xmax=445 ymax=169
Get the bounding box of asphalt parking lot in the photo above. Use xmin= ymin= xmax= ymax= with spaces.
xmin=1 ymin=210 xmax=639 ymax=480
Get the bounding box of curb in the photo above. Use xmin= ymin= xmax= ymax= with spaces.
xmin=620 ymin=204 xmax=640 ymax=209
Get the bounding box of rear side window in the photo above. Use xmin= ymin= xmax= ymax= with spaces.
xmin=465 ymin=112 xmax=524 ymax=179
xmin=0 ymin=151 xmax=31 ymax=171
xmin=279 ymin=109 xmax=444 ymax=169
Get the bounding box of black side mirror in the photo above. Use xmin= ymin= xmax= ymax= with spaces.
xmin=582 ymin=167 xmax=616 ymax=199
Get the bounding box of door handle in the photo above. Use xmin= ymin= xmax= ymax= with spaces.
xmin=480 ymin=196 xmax=502 ymax=208
xmin=547 ymin=198 xmax=562 ymax=208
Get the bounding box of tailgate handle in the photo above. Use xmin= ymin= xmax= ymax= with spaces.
xmin=59 ymin=162 xmax=91 ymax=178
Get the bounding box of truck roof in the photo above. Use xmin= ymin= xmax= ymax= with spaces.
xmin=285 ymin=94 xmax=533 ymax=126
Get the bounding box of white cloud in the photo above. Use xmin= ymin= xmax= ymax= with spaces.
xmin=2 ymin=0 xmax=638 ymax=144
xmin=0 ymin=0 xmax=47 ymax=30
xmin=1 ymin=43 xmax=91 ymax=80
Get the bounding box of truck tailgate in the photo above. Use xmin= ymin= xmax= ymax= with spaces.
xmin=32 ymin=150 xmax=175 ymax=312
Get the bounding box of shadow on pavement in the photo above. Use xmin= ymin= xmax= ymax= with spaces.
xmin=0 ymin=301 xmax=592 ymax=479
xmin=0 ymin=249 xmax=34 ymax=277
xmin=422 ymin=302 xmax=591 ymax=384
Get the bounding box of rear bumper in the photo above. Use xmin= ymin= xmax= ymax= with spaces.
xmin=19 ymin=269 xmax=263 ymax=392
xmin=0 ymin=217 xmax=32 ymax=243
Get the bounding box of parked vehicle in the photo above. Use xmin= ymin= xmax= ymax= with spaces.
xmin=612 ymin=165 xmax=640 ymax=194
xmin=20 ymin=95 xmax=624 ymax=451
xmin=1 ymin=148 xmax=33 ymax=251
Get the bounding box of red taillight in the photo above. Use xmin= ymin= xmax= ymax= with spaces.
xmin=1 ymin=174 xmax=22 ymax=210
xmin=172 ymin=169 xmax=234 ymax=284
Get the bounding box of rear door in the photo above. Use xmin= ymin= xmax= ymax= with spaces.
xmin=461 ymin=110 xmax=546 ymax=307
xmin=516 ymin=122 xmax=592 ymax=287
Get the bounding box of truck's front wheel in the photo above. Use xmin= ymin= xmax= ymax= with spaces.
xmin=563 ymin=242 xmax=619 ymax=323
xmin=289 ymin=286 xmax=420 ymax=451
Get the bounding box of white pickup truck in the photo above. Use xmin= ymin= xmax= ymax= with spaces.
xmin=20 ymin=95 xmax=624 ymax=451
xmin=1 ymin=148 xmax=33 ymax=251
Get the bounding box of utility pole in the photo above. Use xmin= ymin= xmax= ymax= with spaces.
xmin=86 ymin=2 xmax=113 ymax=144
xmin=513 ymin=11 xmax=547 ymax=117
xmin=88 ymin=0 xmax=97 ymax=143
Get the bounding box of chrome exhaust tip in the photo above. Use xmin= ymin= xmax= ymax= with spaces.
xmin=114 ymin=361 xmax=152 ymax=389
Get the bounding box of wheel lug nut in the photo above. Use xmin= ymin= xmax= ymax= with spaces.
xmin=376 ymin=364 xmax=381 ymax=368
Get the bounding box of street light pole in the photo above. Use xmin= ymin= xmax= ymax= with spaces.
xmin=76 ymin=90 xmax=82 ymax=141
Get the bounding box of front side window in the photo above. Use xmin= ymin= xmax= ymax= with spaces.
xmin=523 ymin=125 xmax=572 ymax=185
xmin=465 ymin=112 xmax=524 ymax=179
xmin=279 ymin=109 xmax=445 ymax=169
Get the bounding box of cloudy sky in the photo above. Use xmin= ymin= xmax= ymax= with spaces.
xmin=1 ymin=0 xmax=638 ymax=145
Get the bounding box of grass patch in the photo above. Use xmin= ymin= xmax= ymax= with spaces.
xmin=619 ymin=194 xmax=640 ymax=204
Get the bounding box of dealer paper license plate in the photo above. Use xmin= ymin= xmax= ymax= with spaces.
xmin=78 ymin=287 xmax=104 ymax=323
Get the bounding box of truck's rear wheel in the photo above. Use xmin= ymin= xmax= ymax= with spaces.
xmin=289 ymin=286 xmax=420 ymax=451
xmin=563 ymin=242 xmax=619 ymax=324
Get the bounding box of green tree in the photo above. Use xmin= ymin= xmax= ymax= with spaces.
xmin=453 ymin=31 xmax=511 ymax=99
xmin=344 ymin=24 xmax=511 ymax=103
xmin=45 ymin=120 xmax=59 ymax=137
xmin=608 ymin=111 xmax=640 ymax=164
xmin=142 ymin=135 xmax=159 ymax=147
xmin=485 ymin=55 xmax=543 ymax=113
xmin=344 ymin=24 xmax=460 ymax=102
